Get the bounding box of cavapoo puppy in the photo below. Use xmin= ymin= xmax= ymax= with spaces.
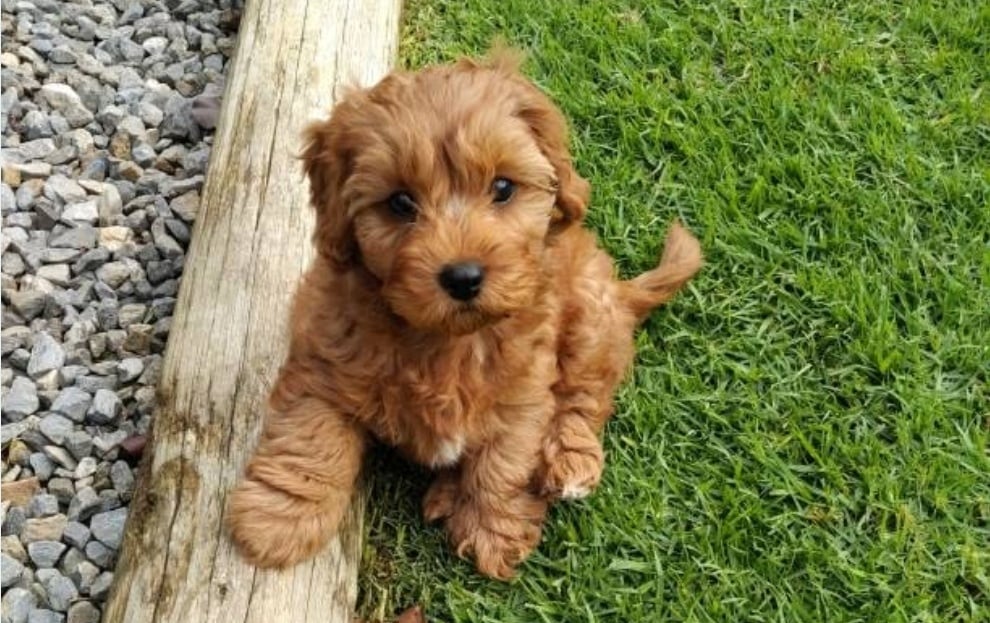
xmin=227 ymin=50 xmax=702 ymax=579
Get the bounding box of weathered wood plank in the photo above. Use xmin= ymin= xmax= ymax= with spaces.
xmin=102 ymin=1 xmax=401 ymax=621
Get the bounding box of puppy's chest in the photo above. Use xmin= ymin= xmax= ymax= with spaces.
xmin=368 ymin=341 xmax=500 ymax=466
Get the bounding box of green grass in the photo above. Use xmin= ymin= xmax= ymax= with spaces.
xmin=358 ymin=1 xmax=990 ymax=621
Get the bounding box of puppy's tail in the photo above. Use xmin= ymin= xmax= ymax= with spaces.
xmin=619 ymin=221 xmax=703 ymax=321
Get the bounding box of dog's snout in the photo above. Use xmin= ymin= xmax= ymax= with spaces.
xmin=438 ymin=262 xmax=485 ymax=301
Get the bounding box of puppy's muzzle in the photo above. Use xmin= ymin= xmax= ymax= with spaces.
xmin=438 ymin=261 xmax=485 ymax=301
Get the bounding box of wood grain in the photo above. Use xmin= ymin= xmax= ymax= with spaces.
xmin=102 ymin=1 xmax=401 ymax=620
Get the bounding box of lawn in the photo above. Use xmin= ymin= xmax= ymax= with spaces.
xmin=358 ymin=1 xmax=990 ymax=621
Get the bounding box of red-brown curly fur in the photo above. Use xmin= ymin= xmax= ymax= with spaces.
xmin=226 ymin=50 xmax=703 ymax=579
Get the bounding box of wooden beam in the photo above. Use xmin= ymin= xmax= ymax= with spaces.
xmin=102 ymin=1 xmax=401 ymax=621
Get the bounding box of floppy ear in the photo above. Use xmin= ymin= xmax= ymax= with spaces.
xmin=490 ymin=57 xmax=588 ymax=225
xmin=471 ymin=46 xmax=589 ymax=224
xmin=515 ymin=94 xmax=590 ymax=227
xmin=300 ymin=102 xmax=358 ymax=268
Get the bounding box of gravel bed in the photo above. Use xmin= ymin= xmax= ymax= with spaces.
xmin=1 ymin=0 xmax=240 ymax=620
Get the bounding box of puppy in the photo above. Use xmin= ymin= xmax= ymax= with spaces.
xmin=227 ymin=50 xmax=703 ymax=580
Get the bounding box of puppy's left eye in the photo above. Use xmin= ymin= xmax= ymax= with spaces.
xmin=491 ymin=177 xmax=516 ymax=204
xmin=387 ymin=191 xmax=418 ymax=220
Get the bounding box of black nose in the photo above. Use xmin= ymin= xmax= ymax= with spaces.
xmin=438 ymin=262 xmax=485 ymax=301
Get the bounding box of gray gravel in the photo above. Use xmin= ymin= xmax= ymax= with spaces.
xmin=66 ymin=601 xmax=99 ymax=623
xmin=1 ymin=553 xmax=23 ymax=588
xmin=2 ymin=0 xmax=239 ymax=618
xmin=27 ymin=541 xmax=66 ymax=568
xmin=3 ymin=588 xmax=37 ymax=623
xmin=27 ymin=608 xmax=64 ymax=623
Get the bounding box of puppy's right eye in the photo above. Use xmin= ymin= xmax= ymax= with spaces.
xmin=491 ymin=177 xmax=516 ymax=204
xmin=387 ymin=191 xmax=418 ymax=220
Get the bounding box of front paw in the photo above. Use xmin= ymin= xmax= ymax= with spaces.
xmin=444 ymin=497 xmax=546 ymax=580
xmin=423 ymin=470 xmax=460 ymax=523
xmin=226 ymin=476 xmax=343 ymax=568
xmin=540 ymin=422 xmax=604 ymax=500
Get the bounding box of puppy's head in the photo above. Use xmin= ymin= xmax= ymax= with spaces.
xmin=301 ymin=50 xmax=589 ymax=335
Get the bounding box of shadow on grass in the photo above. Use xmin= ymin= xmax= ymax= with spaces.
xmin=358 ymin=444 xmax=449 ymax=617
